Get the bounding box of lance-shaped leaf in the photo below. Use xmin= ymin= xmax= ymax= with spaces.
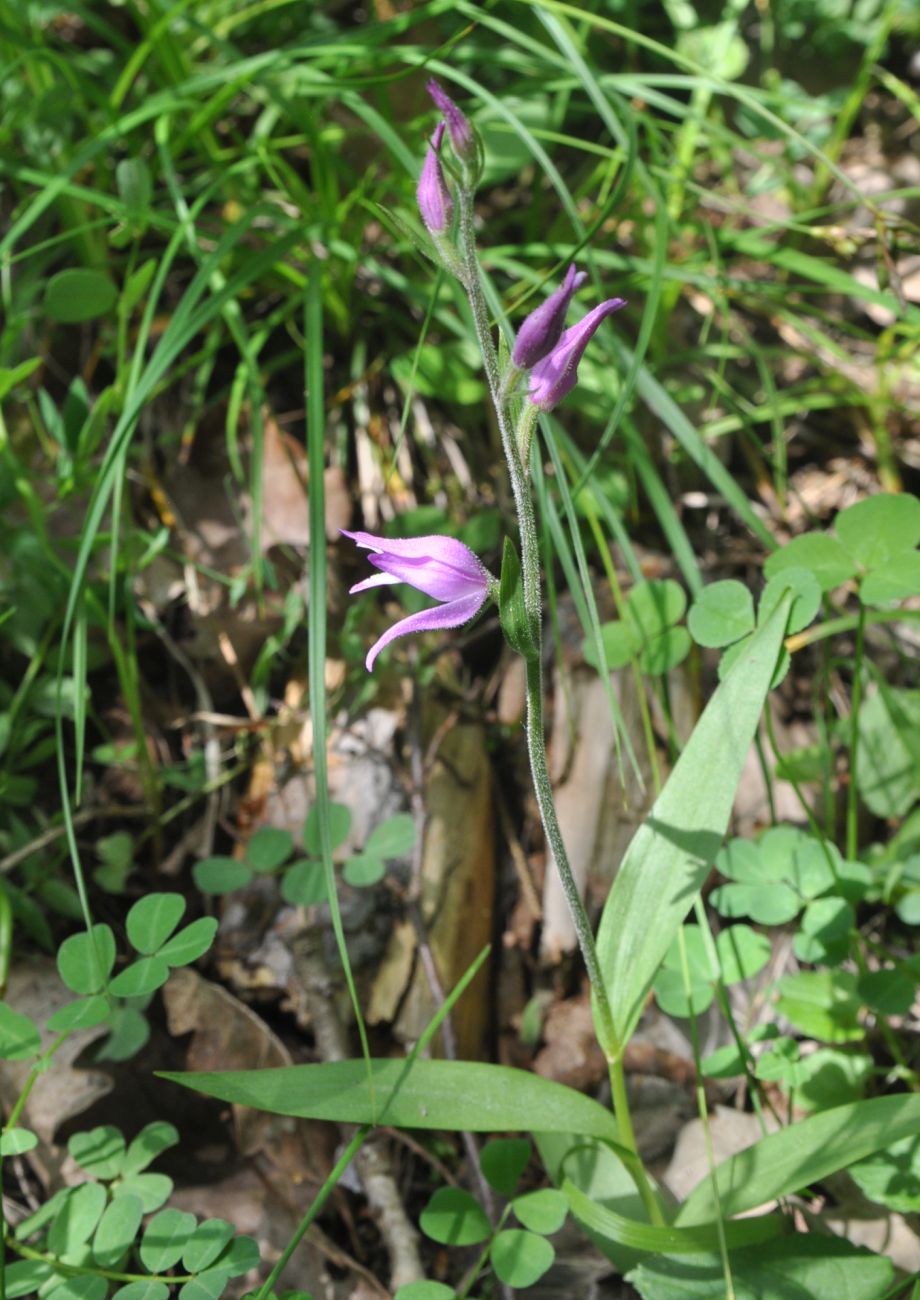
xmin=595 ymin=596 xmax=791 ymax=1050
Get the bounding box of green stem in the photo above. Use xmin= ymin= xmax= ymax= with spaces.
xmin=456 ymin=181 xmax=660 ymax=1220
xmin=524 ymin=655 xmax=615 ymax=1053
xmin=608 ymin=1055 xmax=665 ymax=1226
xmin=254 ymin=1127 xmax=369 ymax=1300
xmin=846 ymin=602 xmax=866 ymax=862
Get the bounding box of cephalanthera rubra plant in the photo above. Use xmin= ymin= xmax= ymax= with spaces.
xmin=166 ymin=78 xmax=920 ymax=1298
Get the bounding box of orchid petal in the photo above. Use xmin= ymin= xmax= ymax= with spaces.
xmin=364 ymin=591 xmax=486 ymax=672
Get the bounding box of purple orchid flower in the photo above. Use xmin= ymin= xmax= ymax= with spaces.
xmin=528 ymin=297 xmax=626 ymax=411
xmin=511 ymin=264 xmax=589 ymax=370
xmin=417 ymin=121 xmax=453 ymax=235
xmin=427 ymin=79 xmax=475 ymax=165
xmin=343 ymin=530 xmax=490 ymax=671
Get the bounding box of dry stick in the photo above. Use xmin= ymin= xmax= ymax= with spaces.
xmin=406 ymin=676 xmax=497 ymax=1224
xmin=290 ymin=928 xmax=424 ymax=1291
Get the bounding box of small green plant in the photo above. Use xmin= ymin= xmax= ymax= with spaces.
xmin=7 ymin=1118 xmax=258 ymax=1300
xmin=393 ymin=1139 xmax=567 ymax=1298
xmin=192 ymin=806 xmax=416 ymax=903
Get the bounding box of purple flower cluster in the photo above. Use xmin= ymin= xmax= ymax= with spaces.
xmin=347 ymin=80 xmax=628 ymax=670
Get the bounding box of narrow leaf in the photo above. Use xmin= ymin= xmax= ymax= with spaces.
xmin=596 ymin=598 xmax=791 ymax=1047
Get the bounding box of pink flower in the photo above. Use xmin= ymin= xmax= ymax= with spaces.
xmin=343 ymin=530 xmax=489 ymax=671
xmin=427 ymin=79 xmax=475 ymax=165
xmin=528 ymin=297 xmax=626 ymax=411
xmin=511 ymin=264 xmax=588 ymax=370
xmin=417 ymin=122 xmax=453 ymax=235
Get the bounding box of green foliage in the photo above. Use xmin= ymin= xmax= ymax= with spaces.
xmin=653 ymin=924 xmax=770 ymax=1018
xmin=583 ymin=578 xmax=690 ymax=674
xmin=627 ymin=1234 xmax=893 ymax=1299
xmin=193 ymin=806 xmax=416 ymax=903
xmin=9 ymin=1119 xmax=257 ymax=1299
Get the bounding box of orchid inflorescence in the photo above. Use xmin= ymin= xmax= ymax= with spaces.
xmin=342 ymin=76 xmax=648 ymax=1209
xmin=348 ymin=78 xmax=625 ymax=671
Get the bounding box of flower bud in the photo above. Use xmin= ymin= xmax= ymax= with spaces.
xmin=528 ymin=297 xmax=626 ymax=411
xmin=427 ymin=79 xmax=476 ymax=167
xmin=416 ymin=121 xmax=453 ymax=235
xmin=511 ymin=264 xmax=588 ymax=370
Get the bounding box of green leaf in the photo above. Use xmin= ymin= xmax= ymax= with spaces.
xmin=775 ymin=970 xmax=863 ymax=1042
xmin=861 ymin=552 xmax=920 ymax=606
xmin=140 ymin=1207 xmax=197 ymax=1272
xmin=93 ymin=1192 xmax=144 ymax=1268
xmin=799 ymin=896 xmax=853 ymax=942
xmin=182 ymin=1219 xmax=235 ymax=1273
xmin=512 ymin=1188 xmax=568 ymax=1235
xmin=158 ymin=1059 xmax=622 ymax=1147
xmin=281 ymin=861 xmax=328 ymax=906
xmin=94 ymin=831 xmax=134 ymax=894
xmin=45 ymin=268 xmax=118 ymax=323
xmin=715 ymin=924 xmax=771 ymax=983
xmin=638 ymin=626 xmax=691 ymax=675
xmin=480 ymin=1137 xmax=531 ymax=1198
xmin=394 ymin=1284 xmax=455 ymax=1300
xmin=46 ymin=994 xmax=111 ymax=1034
xmin=111 ymin=1284 xmax=170 ymax=1300
xmin=118 ymin=1172 xmax=174 ymax=1212
xmin=193 ymin=857 xmax=252 ymax=895
xmin=57 ymin=924 xmax=116 ymax=994
xmin=364 ymin=814 xmax=416 ymax=859
xmin=627 ymin=580 xmax=686 ymax=638
xmin=836 ymin=493 xmax=920 ymax=569
xmin=490 ymin=1229 xmax=554 ymax=1287
xmin=420 ymin=1188 xmax=490 ymax=1245
xmin=343 ymin=854 xmax=386 ymax=887
xmin=123 ymin=1121 xmax=180 ymax=1175
xmin=5 ymin=1261 xmax=56 ymax=1298
xmin=212 ymin=1234 xmax=260 ymax=1276
xmin=177 ymin=1271 xmax=232 ymax=1300
xmin=582 ymin=619 xmax=641 ymax=670
xmin=127 ymin=893 xmax=186 ymax=953
xmin=562 ymin=1177 xmax=780 ymax=1254
xmin=688 ymin=580 xmax=755 ymax=648
xmin=43 ymin=1277 xmax=108 ymax=1300
xmin=759 ymin=566 xmax=821 ymax=634
xmin=849 ymin=1134 xmax=920 ymax=1212
xmin=677 ymin=1094 xmax=920 ymax=1225
xmin=794 ymin=1049 xmax=873 ymax=1113
xmin=109 ymin=955 xmax=170 ymax=998
xmin=303 ymin=802 xmax=351 ymax=855
xmin=857 ymin=968 xmax=916 ymax=1016
xmin=48 ymin=1182 xmax=107 ymax=1254
xmin=627 ymin=1235 xmax=892 ymax=1299
xmin=857 ymin=688 xmax=920 ymax=818
xmin=595 ymin=598 xmax=791 ymax=1048
xmin=245 ymin=827 xmax=293 ymax=873
xmin=0 ymin=356 xmax=42 ymax=401
xmin=0 ymin=1002 xmax=41 ymax=1059
xmin=158 ymin=917 xmax=218 ymax=966
xmin=96 ymin=1006 xmax=149 ymax=1061
xmin=116 ymin=157 xmax=153 ymax=216
xmin=763 ymin=532 xmax=856 ymax=592
xmin=0 ymin=1127 xmax=38 ymax=1156
xmin=69 ymin=1125 xmax=126 ymax=1179
xmin=391 ymin=340 xmax=486 ymax=405
xmin=498 ymin=537 xmax=537 ymax=660
xmin=710 ymin=881 xmax=800 ymax=925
